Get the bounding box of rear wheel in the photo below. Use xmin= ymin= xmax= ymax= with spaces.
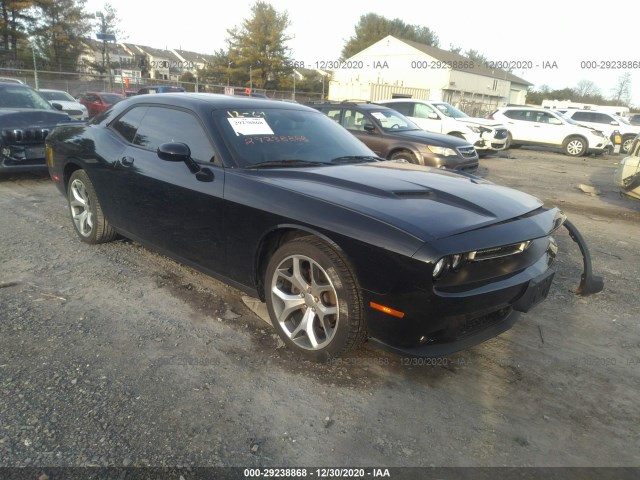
xmin=67 ymin=170 xmax=117 ymax=244
xmin=265 ymin=237 xmax=366 ymax=361
xmin=563 ymin=136 xmax=587 ymax=157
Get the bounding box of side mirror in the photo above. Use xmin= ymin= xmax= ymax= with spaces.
xmin=51 ymin=102 xmax=63 ymax=111
xmin=549 ymin=118 xmax=563 ymax=125
xmin=157 ymin=142 xmax=190 ymax=162
xmin=157 ymin=142 xmax=214 ymax=182
xmin=428 ymin=113 xmax=439 ymax=120
xmin=610 ymin=121 xmax=619 ymax=126
xmin=364 ymin=122 xmax=376 ymax=132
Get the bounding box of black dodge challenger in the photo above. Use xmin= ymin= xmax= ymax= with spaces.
xmin=46 ymin=94 xmax=603 ymax=361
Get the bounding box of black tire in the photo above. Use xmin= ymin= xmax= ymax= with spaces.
xmin=265 ymin=237 xmax=366 ymax=362
xmin=505 ymin=133 xmax=521 ymax=149
xmin=563 ymin=136 xmax=587 ymax=157
xmin=389 ymin=150 xmax=418 ymax=164
xmin=67 ymin=170 xmax=117 ymax=244
xmin=621 ymin=135 xmax=635 ymax=154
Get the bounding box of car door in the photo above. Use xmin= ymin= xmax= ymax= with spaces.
xmin=82 ymin=94 xmax=101 ymax=117
xmin=502 ymin=109 xmax=536 ymax=141
xmin=109 ymin=105 xmax=227 ymax=274
xmin=410 ymin=102 xmax=444 ymax=133
xmin=339 ymin=108 xmax=388 ymax=156
xmin=527 ymin=111 xmax=566 ymax=145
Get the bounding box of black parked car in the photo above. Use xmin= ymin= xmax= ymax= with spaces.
xmin=307 ymin=101 xmax=479 ymax=171
xmin=46 ymin=94 xmax=603 ymax=361
xmin=0 ymin=82 xmax=73 ymax=172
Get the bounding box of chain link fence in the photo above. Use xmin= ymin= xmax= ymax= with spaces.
xmin=0 ymin=68 xmax=325 ymax=103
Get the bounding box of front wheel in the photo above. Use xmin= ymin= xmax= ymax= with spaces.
xmin=621 ymin=136 xmax=634 ymax=154
xmin=389 ymin=150 xmax=418 ymax=164
xmin=563 ymin=136 xmax=587 ymax=157
xmin=265 ymin=237 xmax=366 ymax=361
xmin=67 ymin=170 xmax=117 ymax=244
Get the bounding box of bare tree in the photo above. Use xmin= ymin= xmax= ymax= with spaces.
xmin=575 ymin=79 xmax=601 ymax=99
xmin=611 ymin=73 xmax=632 ymax=105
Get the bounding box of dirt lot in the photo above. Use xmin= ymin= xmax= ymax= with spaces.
xmin=1 ymin=148 xmax=639 ymax=469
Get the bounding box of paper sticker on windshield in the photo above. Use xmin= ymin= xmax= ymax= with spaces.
xmin=371 ymin=112 xmax=386 ymax=120
xmin=227 ymin=117 xmax=274 ymax=136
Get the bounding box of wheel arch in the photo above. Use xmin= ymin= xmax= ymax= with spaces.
xmin=254 ymin=225 xmax=344 ymax=301
xmin=62 ymin=161 xmax=84 ymax=191
xmin=387 ymin=147 xmax=421 ymax=164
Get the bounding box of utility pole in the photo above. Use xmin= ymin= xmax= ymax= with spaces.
xmin=96 ymin=12 xmax=116 ymax=92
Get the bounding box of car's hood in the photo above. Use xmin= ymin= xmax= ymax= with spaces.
xmin=457 ymin=117 xmax=505 ymax=128
xmin=0 ymin=109 xmax=71 ymax=127
xmin=391 ymin=130 xmax=473 ymax=147
xmin=254 ymin=161 xmax=542 ymax=242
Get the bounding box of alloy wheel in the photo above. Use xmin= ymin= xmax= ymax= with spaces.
xmin=69 ymin=179 xmax=93 ymax=237
xmin=270 ymin=254 xmax=339 ymax=350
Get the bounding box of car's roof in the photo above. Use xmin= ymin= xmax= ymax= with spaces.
xmin=499 ymin=106 xmax=554 ymax=112
xmin=379 ymin=99 xmax=436 ymax=104
xmin=0 ymin=77 xmax=24 ymax=84
xmin=126 ymin=93 xmax=313 ymax=111
xmin=309 ymin=101 xmax=394 ymax=111
xmin=39 ymin=89 xmax=68 ymax=93
xmin=0 ymin=81 xmax=32 ymax=88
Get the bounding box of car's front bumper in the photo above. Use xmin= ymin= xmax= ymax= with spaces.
xmin=362 ymin=217 xmax=602 ymax=357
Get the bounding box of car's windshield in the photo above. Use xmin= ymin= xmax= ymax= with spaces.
xmin=562 ymin=115 xmax=580 ymax=126
xmin=433 ymin=103 xmax=469 ymax=119
xmin=213 ymin=108 xmax=375 ymax=167
xmin=101 ymin=93 xmax=124 ymax=104
xmin=614 ymin=115 xmax=630 ymax=125
xmin=0 ymin=85 xmax=54 ymax=110
xmin=40 ymin=90 xmax=75 ymax=102
xmin=369 ymin=109 xmax=420 ymax=132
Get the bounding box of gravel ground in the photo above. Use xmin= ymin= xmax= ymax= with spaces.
xmin=1 ymin=149 xmax=639 ymax=469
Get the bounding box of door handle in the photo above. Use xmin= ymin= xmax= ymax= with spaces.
xmin=121 ymin=156 xmax=134 ymax=167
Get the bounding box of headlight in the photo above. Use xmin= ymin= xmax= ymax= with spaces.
xmin=468 ymin=126 xmax=481 ymax=133
xmin=591 ymin=130 xmax=605 ymax=138
xmin=432 ymin=257 xmax=449 ymax=279
xmin=451 ymin=254 xmax=463 ymax=270
xmin=427 ymin=145 xmax=458 ymax=157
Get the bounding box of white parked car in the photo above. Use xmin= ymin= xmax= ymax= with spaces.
xmin=38 ymin=89 xmax=88 ymax=120
xmin=489 ymin=107 xmax=608 ymax=156
xmin=378 ymin=99 xmax=508 ymax=154
xmin=561 ymin=110 xmax=640 ymax=154
xmin=615 ymin=135 xmax=640 ymax=200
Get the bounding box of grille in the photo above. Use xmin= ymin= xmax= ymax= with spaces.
xmin=494 ymin=128 xmax=508 ymax=140
xmin=66 ymin=110 xmax=83 ymax=117
xmin=457 ymin=146 xmax=477 ymax=158
xmin=3 ymin=128 xmax=50 ymax=143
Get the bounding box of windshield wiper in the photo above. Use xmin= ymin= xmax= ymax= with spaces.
xmin=244 ymin=159 xmax=328 ymax=169
xmin=329 ymin=155 xmax=382 ymax=164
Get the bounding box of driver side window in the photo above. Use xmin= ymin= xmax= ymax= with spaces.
xmin=414 ymin=103 xmax=436 ymax=119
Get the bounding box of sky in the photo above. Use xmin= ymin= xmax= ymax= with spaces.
xmin=85 ymin=0 xmax=640 ymax=105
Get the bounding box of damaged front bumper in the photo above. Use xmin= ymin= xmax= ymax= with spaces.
xmin=563 ymin=219 xmax=604 ymax=296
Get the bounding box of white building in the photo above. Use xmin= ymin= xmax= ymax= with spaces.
xmin=330 ymin=35 xmax=532 ymax=112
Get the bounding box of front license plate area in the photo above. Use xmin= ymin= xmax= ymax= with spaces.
xmin=513 ymin=269 xmax=555 ymax=313
xmin=25 ymin=146 xmax=45 ymax=160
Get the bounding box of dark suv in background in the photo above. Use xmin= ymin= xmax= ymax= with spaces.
xmin=307 ymin=101 xmax=479 ymax=171
xmin=0 ymin=82 xmax=73 ymax=172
